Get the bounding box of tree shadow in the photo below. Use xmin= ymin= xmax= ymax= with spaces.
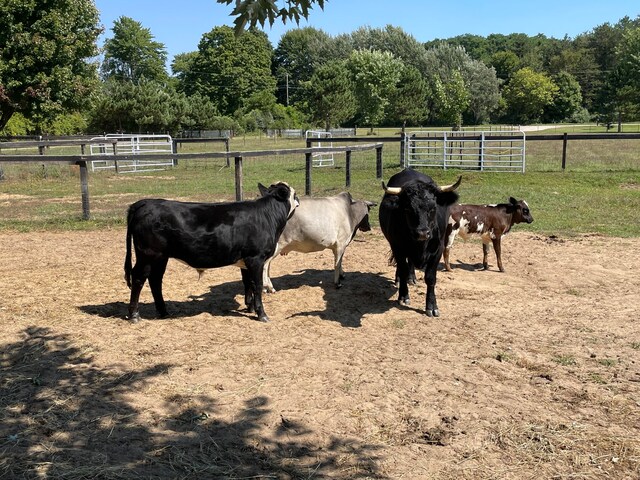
xmin=0 ymin=327 xmax=386 ymax=478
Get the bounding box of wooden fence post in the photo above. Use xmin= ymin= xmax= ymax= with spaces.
xmin=376 ymin=145 xmax=383 ymax=179
xmin=172 ymin=139 xmax=178 ymax=166
xmin=305 ymin=151 xmax=312 ymax=196
xmin=562 ymin=133 xmax=568 ymax=170
xmin=399 ymin=125 xmax=405 ymax=168
xmin=345 ymin=149 xmax=351 ymax=187
xmin=225 ymin=138 xmax=230 ymax=167
xmin=78 ymin=161 xmax=90 ymax=220
xmin=234 ymin=156 xmax=243 ymax=201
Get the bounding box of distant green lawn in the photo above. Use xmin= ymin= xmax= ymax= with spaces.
xmin=1 ymin=128 xmax=638 ymax=236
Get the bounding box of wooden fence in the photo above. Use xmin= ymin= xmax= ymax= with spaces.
xmin=0 ymin=139 xmax=384 ymax=220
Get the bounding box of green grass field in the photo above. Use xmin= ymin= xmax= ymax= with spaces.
xmin=1 ymin=127 xmax=639 ymax=236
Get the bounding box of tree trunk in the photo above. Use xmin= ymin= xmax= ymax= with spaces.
xmin=0 ymin=105 xmax=16 ymax=132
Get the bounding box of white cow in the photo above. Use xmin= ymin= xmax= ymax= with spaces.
xmin=263 ymin=192 xmax=376 ymax=292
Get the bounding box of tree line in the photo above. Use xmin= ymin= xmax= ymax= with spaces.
xmin=1 ymin=1 xmax=639 ymax=137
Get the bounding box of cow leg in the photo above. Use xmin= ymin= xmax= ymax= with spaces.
xmin=492 ymin=237 xmax=504 ymax=272
xmin=424 ymin=263 xmax=439 ymax=317
xmin=332 ymin=245 xmax=346 ymax=288
xmin=396 ymin=260 xmax=416 ymax=287
xmin=443 ymin=229 xmax=457 ymax=272
xmin=262 ymin=257 xmax=275 ymax=293
xmin=127 ymin=261 xmax=152 ymax=323
xmin=482 ymin=243 xmax=491 ymax=270
xmin=443 ymin=246 xmax=452 ymax=272
xmin=262 ymin=243 xmax=281 ymax=293
xmin=240 ymin=268 xmax=255 ymax=313
xmin=407 ymin=261 xmax=417 ymax=285
xmin=244 ymin=259 xmax=269 ymax=322
xmin=148 ymin=257 xmax=169 ymax=318
xmin=394 ymin=257 xmax=411 ymax=306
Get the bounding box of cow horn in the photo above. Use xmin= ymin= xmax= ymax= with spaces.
xmin=440 ymin=175 xmax=462 ymax=192
xmin=384 ymin=186 xmax=402 ymax=195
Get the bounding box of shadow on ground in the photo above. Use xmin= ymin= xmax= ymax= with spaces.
xmin=0 ymin=327 xmax=385 ymax=478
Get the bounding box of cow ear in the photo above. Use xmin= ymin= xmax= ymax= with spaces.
xmin=509 ymin=197 xmax=518 ymax=205
xmin=437 ymin=190 xmax=459 ymax=207
xmin=273 ymin=184 xmax=290 ymax=201
xmin=258 ymin=183 xmax=269 ymax=196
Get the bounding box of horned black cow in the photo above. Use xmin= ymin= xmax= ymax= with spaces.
xmin=444 ymin=198 xmax=533 ymax=272
xmin=124 ymin=182 xmax=298 ymax=323
xmin=379 ymin=169 xmax=460 ymax=317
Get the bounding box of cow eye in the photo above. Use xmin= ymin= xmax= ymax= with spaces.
xmin=523 ymin=208 xmax=529 ymax=214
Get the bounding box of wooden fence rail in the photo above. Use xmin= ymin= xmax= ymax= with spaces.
xmin=0 ymin=142 xmax=384 ymax=220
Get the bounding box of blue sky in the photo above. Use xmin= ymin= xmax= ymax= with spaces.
xmin=94 ymin=0 xmax=639 ymax=68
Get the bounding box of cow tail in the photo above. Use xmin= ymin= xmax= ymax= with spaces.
xmin=124 ymin=206 xmax=134 ymax=289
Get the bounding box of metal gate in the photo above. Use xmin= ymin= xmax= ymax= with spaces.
xmin=405 ymin=130 xmax=526 ymax=172
xmin=90 ymin=134 xmax=174 ymax=173
xmin=305 ymin=130 xmax=335 ymax=167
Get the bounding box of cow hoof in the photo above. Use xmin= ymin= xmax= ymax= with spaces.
xmin=263 ymin=286 xmax=276 ymax=294
xmin=426 ymin=308 xmax=440 ymax=317
xmin=399 ymin=297 xmax=410 ymax=306
xmin=127 ymin=312 xmax=140 ymax=324
xmin=257 ymin=314 xmax=269 ymax=323
xmin=335 ymin=282 xmax=343 ymax=289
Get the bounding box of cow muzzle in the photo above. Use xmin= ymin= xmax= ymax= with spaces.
xmin=415 ymin=228 xmax=431 ymax=241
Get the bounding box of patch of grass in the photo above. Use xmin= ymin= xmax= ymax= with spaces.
xmin=552 ymin=355 xmax=577 ymax=366
xmin=597 ymin=358 xmax=617 ymax=367
xmin=566 ymin=288 xmax=583 ymax=296
xmin=588 ymin=372 xmax=608 ymax=384
xmin=631 ymin=342 xmax=640 ymax=350
xmin=389 ymin=318 xmax=406 ymax=329
xmin=495 ymin=351 xmax=512 ymax=362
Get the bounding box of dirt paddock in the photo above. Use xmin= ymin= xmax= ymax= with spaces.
xmin=1 ymin=229 xmax=639 ymax=479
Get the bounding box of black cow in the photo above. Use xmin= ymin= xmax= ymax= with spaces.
xmin=124 ymin=182 xmax=298 ymax=323
xmin=379 ymin=169 xmax=460 ymax=317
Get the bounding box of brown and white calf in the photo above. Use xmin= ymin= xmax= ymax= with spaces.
xmin=444 ymin=197 xmax=533 ymax=272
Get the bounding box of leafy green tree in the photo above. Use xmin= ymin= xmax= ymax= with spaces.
xmin=101 ymin=16 xmax=168 ymax=83
xmin=432 ymin=71 xmax=469 ymax=129
xmin=349 ymin=25 xmax=431 ymax=76
xmin=347 ymin=50 xmax=402 ymax=132
xmin=0 ymin=0 xmax=101 ymax=131
xmin=181 ymin=26 xmax=276 ymax=116
xmin=543 ymin=71 xmax=583 ymax=122
xmin=386 ymin=65 xmax=430 ymax=126
xmin=303 ymin=60 xmax=356 ymax=130
xmin=464 ymin=60 xmax=501 ymax=124
xmin=272 ymin=27 xmax=337 ymax=106
xmin=502 ymin=67 xmax=558 ymax=123
xmin=89 ymin=79 xmax=206 ymax=133
xmin=489 ymin=51 xmax=521 ymax=82
xmin=217 ymin=0 xmax=325 ymax=32
xmin=185 ymin=93 xmax=219 ymax=130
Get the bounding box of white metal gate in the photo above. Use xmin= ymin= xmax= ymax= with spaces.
xmin=90 ymin=134 xmax=174 ymax=173
xmin=405 ymin=130 xmax=526 ymax=172
xmin=305 ymin=130 xmax=335 ymax=167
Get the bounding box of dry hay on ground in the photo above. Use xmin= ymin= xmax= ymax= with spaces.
xmin=0 ymin=229 xmax=638 ymax=479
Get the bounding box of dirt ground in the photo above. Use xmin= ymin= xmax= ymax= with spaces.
xmin=1 ymin=228 xmax=639 ymax=479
